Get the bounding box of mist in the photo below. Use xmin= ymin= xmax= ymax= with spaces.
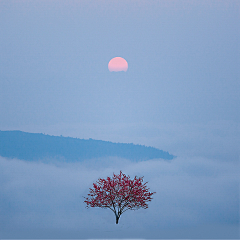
xmin=0 ymin=154 xmax=238 ymax=238
xmin=0 ymin=0 xmax=239 ymax=238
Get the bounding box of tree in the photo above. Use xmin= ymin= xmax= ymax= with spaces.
xmin=84 ymin=171 xmax=155 ymax=224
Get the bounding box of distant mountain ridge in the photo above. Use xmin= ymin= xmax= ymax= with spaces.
xmin=0 ymin=130 xmax=175 ymax=161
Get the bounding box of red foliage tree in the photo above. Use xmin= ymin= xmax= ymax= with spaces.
xmin=84 ymin=171 xmax=155 ymax=224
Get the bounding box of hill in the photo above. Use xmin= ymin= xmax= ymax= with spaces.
xmin=0 ymin=130 xmax=174 ymax=161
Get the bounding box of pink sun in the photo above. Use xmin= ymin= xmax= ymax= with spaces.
xmin=108 ymin=57 xmax=128 ymax=72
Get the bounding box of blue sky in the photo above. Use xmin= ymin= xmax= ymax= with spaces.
xmin=0 ymin=0 xmax=239 ymax=238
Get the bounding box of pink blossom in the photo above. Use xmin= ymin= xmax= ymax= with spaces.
xmin=84 ymin=171 xmax=155 ymax=224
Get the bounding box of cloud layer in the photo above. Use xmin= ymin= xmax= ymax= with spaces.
xmin=0 ymin=155 xmax=239 ymax=238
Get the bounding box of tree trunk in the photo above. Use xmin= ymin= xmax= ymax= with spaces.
xmin=116 ymin=216 xmax=119 ymax=224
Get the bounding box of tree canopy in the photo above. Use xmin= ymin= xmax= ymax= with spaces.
xmin=84 ymin=171 xmax=155 ymax=224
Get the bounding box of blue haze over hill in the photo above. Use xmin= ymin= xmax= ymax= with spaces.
xmin=0 ymin=130 xmax=174 ymax=161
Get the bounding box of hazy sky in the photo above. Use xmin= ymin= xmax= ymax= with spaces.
xmin=1 ymin=0 xmax=239 ymax=136
xmin=0 ymin=0 xmax=239 ymax=238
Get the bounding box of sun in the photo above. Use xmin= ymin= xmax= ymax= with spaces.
xmin=108 ymin=57 xmax=128 ymax=72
